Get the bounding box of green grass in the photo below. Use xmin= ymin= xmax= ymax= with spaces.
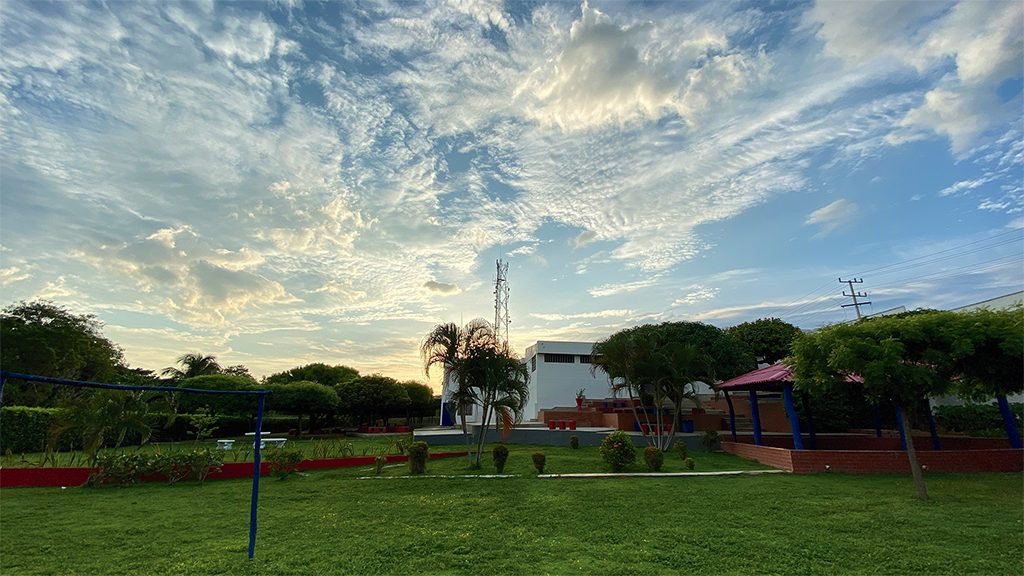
xmin=1 ymin=445 xmax=1021 ymax=575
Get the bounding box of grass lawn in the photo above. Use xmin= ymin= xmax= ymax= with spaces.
xmin=1 ymin=444 xmax=1021 ymax=575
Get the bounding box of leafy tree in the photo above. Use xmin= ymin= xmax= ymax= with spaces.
xmin=401 ymin=380 xmax=436 ymax=423
xmin=790 ymin=312 xmax=961 ymax=500
xmin=727 ymin=317 xmax=802 ymax=364
xmin=1 ymin=300 xmax=126 ymax=406
xmin=336 ymin=375 xmax=410 ymax=426
xmin=161 ymin=353 xmax=222 ymax=382
xmin=421 ymin=320 xmax=531 ymax=467
xmin=264 ymin=363 xmax=360 ymax=387
xmin=222 ymin=365 xmax=256 ymax=382
xmin=266 ymin=381 xmax=339 ymax=433
xmin=944 ymin=307 xmax=1023 ymax=400
xmin=50 ymin=389 xmax=158 ymax=465
xmin=592 ymin=321 xmax=754 ymax=451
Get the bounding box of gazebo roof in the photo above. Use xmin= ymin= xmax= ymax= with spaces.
xmin=716 ymin=362 xmax=861 ymax=391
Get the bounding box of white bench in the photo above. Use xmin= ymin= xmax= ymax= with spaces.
xmin=243 ymin=432 xmax=287 ymax=449
xmin=216 ymin=439 xmax=235 ymax=450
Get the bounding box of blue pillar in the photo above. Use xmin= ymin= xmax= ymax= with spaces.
xmin=925 ymin=401 xmax=941 ymax=451
xmin=782 ymin=384 xmax=804 ymax=450
xmin=895 ymin=405 xmax=907 ymax=451
xmin=748 ymin=390 xmax=762 ymax=446
xmin=872 ymin=403 xmax=882 ymax=438
xmin=800 ymin=392 xmax=817 ymax=450
xmin=724 ymin=390 xmax=737 ymax=441
xmin=996 ymin=395 xmax=1022 ymax=449
xmin=248 ymin=394 xmax=266 ymax=560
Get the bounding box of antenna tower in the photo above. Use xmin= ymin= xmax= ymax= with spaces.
xmin=493 ymin=259 xmax=511 ymax=346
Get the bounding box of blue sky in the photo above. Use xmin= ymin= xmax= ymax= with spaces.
xmin=1 ymin=0 xmax=1021 ymax=388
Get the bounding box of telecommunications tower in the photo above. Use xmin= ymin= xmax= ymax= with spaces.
xmin=493 ymin=259 xmax=510 ymax=346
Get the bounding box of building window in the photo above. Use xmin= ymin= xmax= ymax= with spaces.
xmin=459 ymin=404 xmax=474 ymax=416
xmin=578 ymin=354 xmax=592 ymax=364
xmin=543 ymin=353 xmax=575 ymax=363
xmin=531 ymin=355 xmax=537 ymax=371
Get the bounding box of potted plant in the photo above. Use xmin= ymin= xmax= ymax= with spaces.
xmin=575 ymin=388 xmax=586 ymax=411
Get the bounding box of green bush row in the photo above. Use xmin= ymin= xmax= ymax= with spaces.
xmin=0 ymin=407 xmax=298 ymax=454
xmin=89 ymin=449 xmax=224 ymax=487
xmin=934 ymin=403 xmax=1023 ymax=435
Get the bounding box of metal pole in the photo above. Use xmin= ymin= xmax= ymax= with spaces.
xmin=996 ymin=395 xmax=1022 ymax=449
xmin=248 ymin=394 xmax=266 ymax=560
xmin=924 ymin=400 xmax=941 ymax=451
xmin=723 ymin=391 xmax=737 ymax=441
xmin=782 ymin=384 xmax=804 ymax=450
xmin=895 ymin=405 xmax=907 ymax=451
xmin=748 ymin=390 xmax=762 ymax=446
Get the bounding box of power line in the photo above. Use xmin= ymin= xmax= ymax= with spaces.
xmin=839 ymin=278 xmax=871 ymax=319
xmin=851 ymin=228 xmax=1022 ymax=276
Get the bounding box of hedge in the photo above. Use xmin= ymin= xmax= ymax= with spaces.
xmin=0 ymin=408 xmax=297 ymax=454
xmin=934 ymin=402 xmax=1023 ymax=436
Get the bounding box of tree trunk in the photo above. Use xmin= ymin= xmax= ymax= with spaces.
xmin=899 ymin=405 xmax=929 ymax=501
xmin=459 ymin=409 xmax=473 ymax=467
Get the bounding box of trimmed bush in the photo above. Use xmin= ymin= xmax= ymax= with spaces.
xmin=407 ymin=441 xmax=429 ymax=475
xmin=0 ymin=406 xmax=69 ymax=453
xmin=684 ymin=457 xmax=695 ymax=470
xmin=88 ymin=449 xmax=224 ymax=487
xmin=702 ymin=430 xmax=719 ymax=451
xmin=569 ymin=435 xmax=579 ymax=450
xmin=599 ymin=431 xmax=636 ymax=472
xmin=644 ymin=446 xmax=664 ymax=472
xmin=675 ymin=442 xmax=688 ymax=460
xmin=492 ymin=444 xmax=509 ymax=473
xmin=531 ymin=452 xmax=546 ymax=474
xmin=374 ymin=455 xmax=387 ymax=475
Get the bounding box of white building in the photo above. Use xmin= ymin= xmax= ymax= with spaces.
xmin=523 ymin=341 xmax=609 ymax=421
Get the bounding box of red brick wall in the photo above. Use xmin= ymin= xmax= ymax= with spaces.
xmin=789 ymin=449 xmax=1024 ymax=474
xmin=720 ymin=441 xmax=794 ymax=471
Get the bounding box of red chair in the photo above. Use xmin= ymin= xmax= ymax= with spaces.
xmin=547 ymin=420 xmax=557 ymax=430
xmin=558 ymin=420 xmax=567 ymax=430
xmin=568 ymin=420 xmax=577 ymax=430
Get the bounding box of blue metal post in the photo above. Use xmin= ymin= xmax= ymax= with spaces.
xmin=748 ymin=390 xmax=762 ymax=446
xmin=248 ymin=394 xmax=266 ymax=560
xmin=925 ymin=401 xmax=941 ymax=451
xmin=782 ymin=384 xmax=804 ymax=450
xmin=872 ymin=403 xmax=882 ymax=438
xmin=800 ymin=393 xmax=817 ymax=450
xmin=996 ymin=395 xmax=1022 ymax=449
xmin=895 ymin=405 xmax=907 ymax=451
xmin=723 ymin=391 xmax=737 ymax=442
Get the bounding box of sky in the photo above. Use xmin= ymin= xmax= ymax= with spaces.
xmin=1 ymin=0 xmax=1022 ymax=389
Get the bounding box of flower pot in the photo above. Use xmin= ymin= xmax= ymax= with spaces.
xmin=576 ymin=398 xmax=584 ymax=411
xmin=547 ymin=420 xmax=557 ymax=430
xmin=568 ymin=420 xmax=577 ymax=430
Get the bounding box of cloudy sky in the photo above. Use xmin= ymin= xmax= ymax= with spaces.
xmin=1 ymin=0 xmax=1021 ymax=388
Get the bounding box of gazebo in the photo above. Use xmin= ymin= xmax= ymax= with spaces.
xmin=716 ymin=362 xmax=861 ymax=450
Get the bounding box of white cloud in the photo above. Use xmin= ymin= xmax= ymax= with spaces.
xmin=530 ymin=309 xmax=632 ymax=322
xmin=423 ymin=281 xmax=461 ymax=295
xmin=805 ymin=199 xmax=859 ymax=237
xmin=672 ymin=286 xmax=718 ymax=306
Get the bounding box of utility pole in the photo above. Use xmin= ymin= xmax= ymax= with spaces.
xmin=839 ymin=277 xmax=871 ymax=319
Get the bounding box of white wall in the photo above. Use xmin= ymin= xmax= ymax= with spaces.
xmin=524 ymin=341 xmax=609 ymax=420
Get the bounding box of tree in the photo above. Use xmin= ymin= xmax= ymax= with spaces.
xmin=0 ymin=300 xmax=126 ymax=406
xmin=266 ymin=381 xmax=339 ymax=434
xmin=161 ymin=353 xmax=222 ymax=382
xmin=421 ymin=320 xmax=531 ymax=467
xmin=592 ymin=322 xmax=754 ymax=451
xmin=401 ymin=381 xmax=436 ymax=423
xmin=222 ymin=365 xmax=256 ymax=381
xmin=727 ymin=318 xmax=802 ymax=364
xmin=264 ymin=363 xmax=360 ymax=387
xmin=945 ymin=307 xmax=1023 ymax=400
xmin=790 ymin=312 xmax=960 ymax=500
xmin=336 ymin=375 xmax=410 ymax=427
xmin=50 ymin=389 xmax=158 ymax=465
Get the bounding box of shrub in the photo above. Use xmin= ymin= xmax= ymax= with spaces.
xmin=89 ymin=452 xmax=154 ymax=487
xmin=599 ymin=431 xmax=636 ymax=472
xmin=374 ymin=455 xmax=387 ymax=475
xmin=0 ymin=406 xmax=72 ymax=453
xmin=934 ymin=403 xmax=1023 ymax=436
xmin=675 ymin=442 xmax=688 ymax=460
xmin=531 ymin=452 xmax=546 ymax=474
xmin=644 ymin=446 xmax=664 ymax=472
xmin=492 ymin=444 xmax=509 ymax=473
xmin=407 ymin=441 xmax=429 ymax=475
xmin=684 ymin=457 xmax=695 ymax=470
xmin=702 ymin=430 xmax=719 ymax=451
xmin=155 ymin=448 xmax=223 ymax=484
xmin=264 ymin=447 xmax=304 ymax=479
xmin=569 ymin=435 xmax=579 ymax=450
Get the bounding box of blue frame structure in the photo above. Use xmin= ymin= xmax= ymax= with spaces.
xmin=0 ymin=371 xmax=271 ymax=560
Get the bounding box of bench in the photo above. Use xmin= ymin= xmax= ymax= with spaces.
xmin=244 ymin=432 xmax=288 ymax=449
xmin=216 ymin=439 xmax=235 ymax=450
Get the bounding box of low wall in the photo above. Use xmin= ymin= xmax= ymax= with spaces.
xmin=0 ymin=451 xmax=465 ymax=488
xmin=721 ymin=441 xmax=1023 ymax=474
xmin=727 ymin=434 xmax=1014 ymax=451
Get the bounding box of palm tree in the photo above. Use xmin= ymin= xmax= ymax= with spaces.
xmin=161 ymin=353 xmax=222 ymax=381
xmin=422 ymin=320 xmax=529 ymax=468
